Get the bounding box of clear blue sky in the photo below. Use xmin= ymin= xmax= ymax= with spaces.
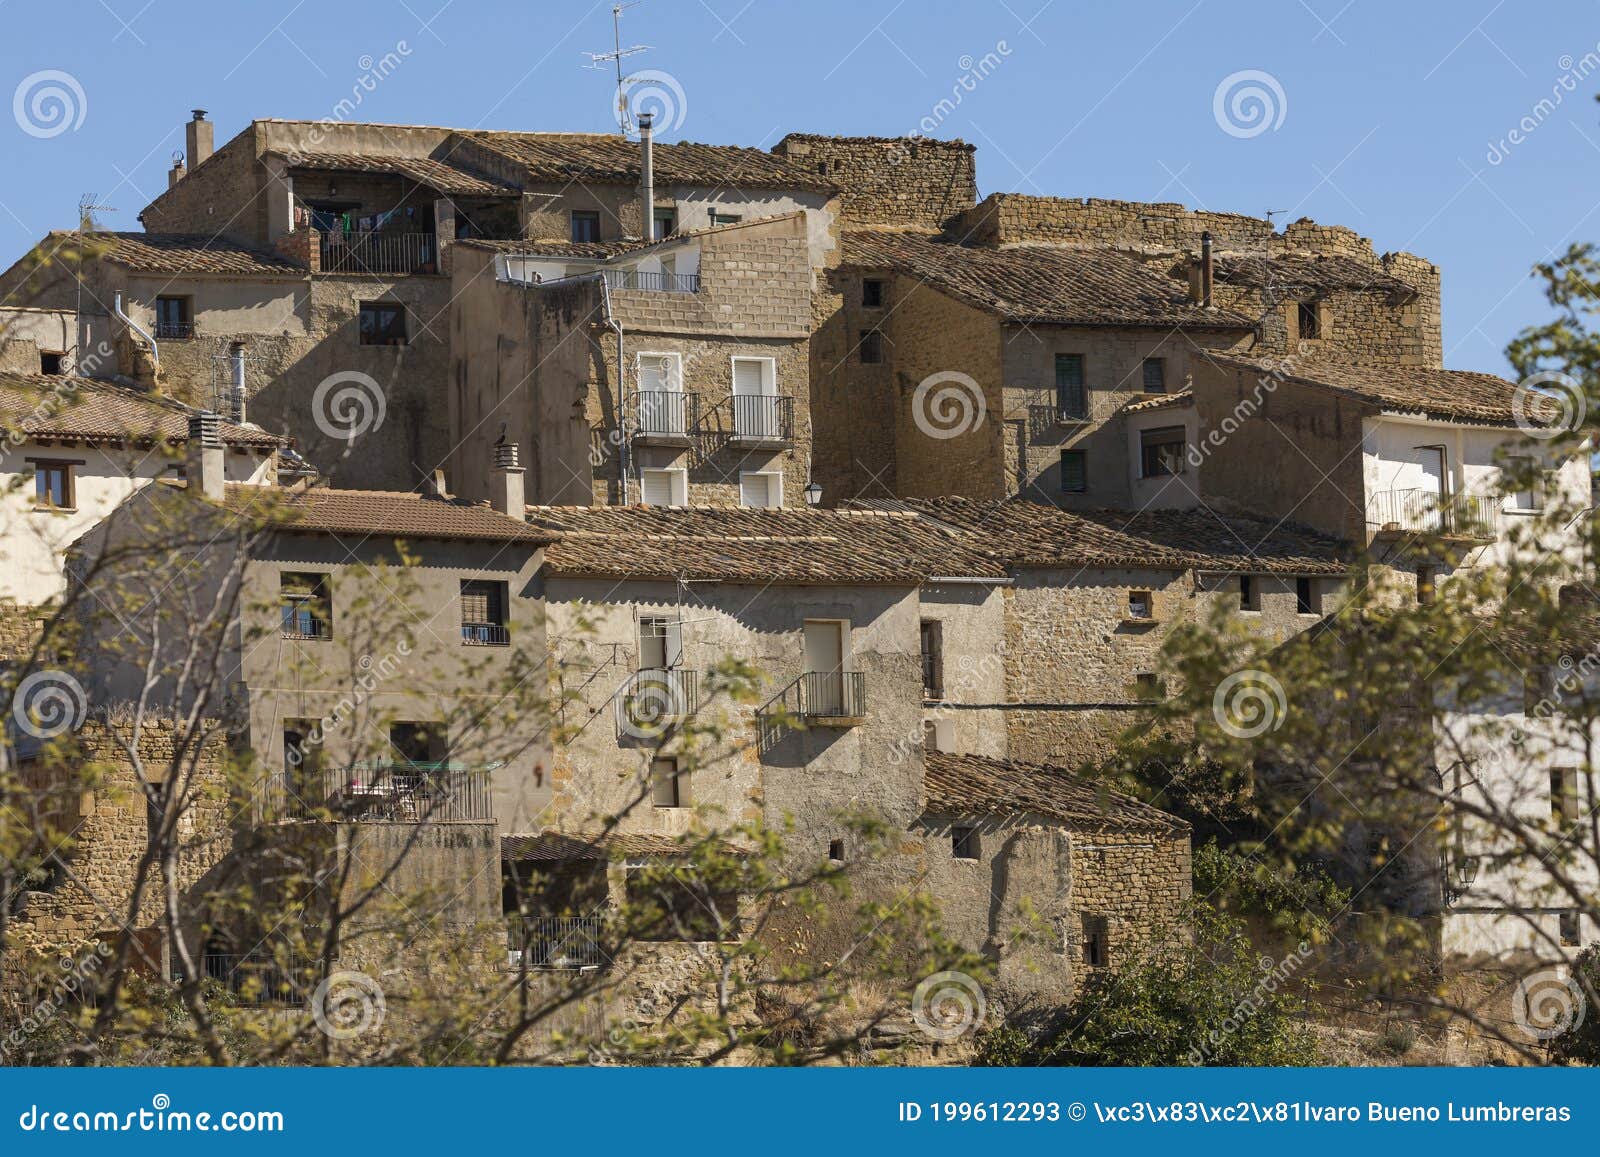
xmin=2 ymin=0 xmax=1596 ymax=375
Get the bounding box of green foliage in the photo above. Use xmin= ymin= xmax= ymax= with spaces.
xmin=1548 ymin=944 xmax=1600 ymax=1065
xmin=1192 ymin=839 xmax=1350 ymax=943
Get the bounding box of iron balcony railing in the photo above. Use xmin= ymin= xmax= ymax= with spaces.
xmin=798 ymin=670 xmax=867 ymax=719
xmin=280 ymin=607 xmax=331 ymax=640
xmin=260 ymin=762 xmax=493 ymax=824
xmin=154 ymin=322 xmax=196 ymax=340
xmin=616 ymin=668 xmax=698 ymax=738
xmin=507 ymin=916 xmax=609 ymax=970
xmin=318 ymin=231 xmax=439 ymax=275
xmin=462 ymin=622 xmax=511 ymax=646
xmin=1369 ymin=488 xmax=1500 ymax=540
xmin=602 ymin=268 xmax=699 ymax=294
xmin=631 ymin=389 xmax=700 ymax=439
xmin=730 ymin=394 xmax=795 ymax=442
xmin=198 ymin=952 xmax=311 ymax=1008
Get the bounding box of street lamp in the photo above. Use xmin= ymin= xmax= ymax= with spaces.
xmin=1457 ymin=855 xmax=1480 ymax=886
xmin=803 ymin=480 xmax=823 ymax=507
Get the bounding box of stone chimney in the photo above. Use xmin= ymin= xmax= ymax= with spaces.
xmin=186 ymin=109 xmax=214 ymax=171
xmin=187 ymin=411 xmax=225 ymax=502
xmin=638 ymin=111 xmax=655 ymax=242
xmin=491 ymin=435 xmax=525 ymax=517
xmin=168 ymin=155 xmax=187 ymax=188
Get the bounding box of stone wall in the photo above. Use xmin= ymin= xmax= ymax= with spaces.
xmin=773 ymin=134 xmax=976 ymax=230
xmin=138 ymin=130 xmax=267 ymax=246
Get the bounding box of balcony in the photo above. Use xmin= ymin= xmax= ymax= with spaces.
xmin=1369 ymin=489 xmax=1500 ymax=543
xmin=280 ymin=607 xmax=331 ymax=641
xmin=318 ymin=230 xmax=439 ymax=275
xmin=602 ymin=268 xmax=699 ymax=294
xmin=631 ymin=389 xmax=700 ymax=447
xmin=462 ymin=622 xmax=510 ymax=646
xmin=798 ymin=670 xmax=867 ymax=724
xmin=154 ymin=322 xmax=196 ymax=340
xmin=197 ymin=951 xmax=310 ymax=1007
xmin=615 ymin=668 xmax=698 ymax=740
xmin=506 ymin=915 xmax=609 ymax=970
xmin=259 ymin=762 xmax=493 ymax=824
xmin=728 ymin=394 xmax=795 ymax=446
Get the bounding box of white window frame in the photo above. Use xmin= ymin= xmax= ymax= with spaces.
xmin=639 ymin=467 xmax=688 ymax=507
xmin=739 ymin=470 xmax=783 ymax=509
xmin=635 ymin=350 xmax=683 ymax=393
xmin=730 ymin=355 xmax=777 ymax=396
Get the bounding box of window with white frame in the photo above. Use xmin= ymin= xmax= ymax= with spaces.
xmin=640 ymin=467 xmax=688 ymax=507
xmin=637 ymin=351 xmax=682 ymax=393
xmin=731 ymin=356 xmax=780 ymax=439
xmin=739 ymin=471 xmax=783 ymax=509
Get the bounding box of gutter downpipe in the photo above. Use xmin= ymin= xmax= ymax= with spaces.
xmin=113 ymin=291 xmax=158 ymax=368
xmin=599 ymin=272 xmax=628 ymax=504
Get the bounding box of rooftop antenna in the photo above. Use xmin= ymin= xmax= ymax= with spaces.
xmin=77 ymin=192 xmax=116 ymax=231
xmin=584 ymin=2 xmax=651 ymax=136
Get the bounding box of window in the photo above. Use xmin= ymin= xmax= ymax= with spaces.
xmin=155 ymin=295 xmax=193 ymax=339
xmin=638 ymin=616 xmax=683 ymax=671
xmin=1560 ymin=911 xmax=1581 ymax=947
xmin=1082 ymin=915 xmax=1109 ymax=968
xmin=1416 ymin=565 xmax=1435 ymax=605
xmin=570 ymin=210 xmax=601 ymax=243
xmin=859 ymin=330 xmax=884 ymax=364
xmin=1142 ymin=357 xmax=1166 ymax=394
xmin=1239 ymin=575 xmax=1259 ymax=612
xmin=1297 ymin=299 xmax=1321 ymax=340
xmin=709 ymin=210 xmax=742 ymax=227
xmin=951 ymin=826 xmax=980 ymax=860
xmin=651 ymin=757 xmax=687 ymax=808
xmin=828 ymin=838 xmax=845 ymax=862
xmin=389 ymin=721 xmax=443 ymax=766
xmin=637 ymin=351 xmax=682 ymax=393
xmin=283 ymin=720 xmax=320 ymax=794
xmin=1135 ymin=673 xmax=1165 ymax=700
xmin=861 ymin=278 xmax=886 ymax=308
xmin=739 ymin=471 xmax=782 ymax=509
xmin=280 ymin=572 xmax=331 ymax=640
xmin=460 ymin=579 xmax=509 ymax=645
xmin=653 ymin=209 xmax=676 ymax=239
xmin=358 ymin=300 xmax=407 ymax=346
xmin=640 ymin=467 xmax=687 ymax=507
xmin=39 ymin=350 xmax=64 ymax=375
xmin=1060 ymin=449 xmax=1087 ymax=493
xmin=1127 ymin=590 xmax=1154 ymax=621
xmin=1055 ymin=353 xmax=1086 ymax=419
xmin=920 ymin=620 xmax=944 ymax=699
xmin=1296 ymin=577 xmax=1317 ymax=615
xmin=1140 ymin=426 xmax=1187 ymax=478
xmin=1551 ymin=767 xmax=1580 ymax=827
xmin=1504 ymin=455 xmax=1541 ymax=512
xmin=32 ymin=461 xmax=74 ymax=510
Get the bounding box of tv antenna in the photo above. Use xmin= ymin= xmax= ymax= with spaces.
xmin=584 ymin=2 xmax=651 ymax=136
xmin=77 ymin=193 xmax=117 ymax=231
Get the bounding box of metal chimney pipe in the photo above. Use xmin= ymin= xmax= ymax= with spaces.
xmin=638 ymin=111 xmax=655 ymax=242
xmin=1200 ymin=230 xmax=1214 ymax=309
xmin=228 ymin=340 xmax=247 ymax=422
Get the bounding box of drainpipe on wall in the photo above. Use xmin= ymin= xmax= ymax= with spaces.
xmin=599 ymin=273 xmax=629 ymax=504
xmin=112 ymin=291 xmax=158 ymax=369
xmin=638 ymin=111 xmax=655 ymax=243
xmin=1200 ymin=230 xmax=1214 ymax=310
xmin=228 ymin=340 xmax=247 ymax=422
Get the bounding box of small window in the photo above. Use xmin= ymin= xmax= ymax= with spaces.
xmin=32 ymin=462 xmax=74 ymax=510
xmin=1127 ymin=590 xmax=1154 ymax=621
xmin=1082 ymin=915 xmax=1109 ymax=968
xmin=1297 ymin=300 xmax=1321 ymax=340
xmin=1140 ymin=426 xmax=1187 ymax=478
xmin=1239 ymin=575 xmax=1259 ymax=612
xmin=358 ymin=301 xmax=407 ymax=346
xmin=638 ymin=616 xmax=683 ymax=671
xmin=155 ymin=295 xmax=193 ymax=339
xmin=1135 ymin=673 xmax=1164 ymax=700
xmin=390 ymin=721 xmax=443 ymax=766
xmin=1504 ymin=455 xmax=1541 ymax=512
xmin=861 ymin=278 xmax=885 ymax=308
xmin=1296 ymin=577 xmax=1316 ymax=615
xmin=709 ymin=210 xmax=742 ymax=227
xmin=460 ymin=579 xmax=509 ymax=645
xmin=1060 ymin=449 xmax=1087 ymax=493
xmin=1416 ymin=565 xmax=1436 ymax=605
xmin=828 ymin=838 xmax=845 ymax=862
xmin=653 ymin=209 xmax=676 ymax=239
xmin=283 ymin=719 xmax=320 ymax=790
xmin=859 ymin=330 xmax=884 ymax=364
xmin=739 ymin=471 xmax=782 ymax=509
xmin=570 ymin=210 xmax=601 ymax=243
xmin=280 ymin=572 xmax=331 ymax=640
xmin=1551 ymin=767 xmax=1580 ymax=826
xmin=951 ymin=826 xmax=980 ymax=860
xmin=1141 ymin=357 xmax=1166 ymax=394
xmin=640 ymin=467 xmax=687 ymax=507
xmin=39 ymin=350 xmax=64 ymax=375
xmin=919 ymin=620 xmax=944 ymax=699
xmin=1560 ymin=911 xmax=1581 ymax=947
xmin=1055 ymin=353 xmax=1086 ymax=419
xmin=651 ymin=757 xmax=686 ymax=808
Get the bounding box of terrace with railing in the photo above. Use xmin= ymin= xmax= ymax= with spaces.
xmin=506 ymin=916 xmax=609 ymax=971
xmin=257 ymin=761 xmax=493 ymax=824
xmin=1368 ymin=489 xmax=1500 ymax=542
xmin=317 ymin=230 xmax=440 ymax=275
xmin=602 ymin=268 xmax=699 ymax=294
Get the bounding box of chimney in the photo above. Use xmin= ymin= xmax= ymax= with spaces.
xmin=491 ymin=435 xmax=526 ymax=517
xmin=186 ymin=109 xmax=213 ymax=170
xmin=168 ymin=155 xmax=187 ymax=188
xmin=1200 ymin=230 xmax=1214 ymax=309
xmin=186 ymin=411 xmax=225 ymax=502
xmin=638 ymin=111 xmax=655 ymax=243
xmin=227 ymin=341 xmax=247 ymax=422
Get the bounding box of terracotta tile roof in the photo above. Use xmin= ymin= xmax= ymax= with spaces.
xmin=1203 ymin=352 xmax=1525 ymax=425
xmin=842 ymin=231 xmax=1256 ymax=330
xmin=68 ymin=231 xmax=304 ymax=276
xmin=527 ymin=504 xmax=1009 ymax=585
xmin=898 ymin=497 xmax=1348 ymax=574
xmin=925 ymin=750 xmax=1187 ymax=834
xmin=460 ymin=131 xmax=839 ymax=193
xmin=274 ymin=151 xmax=517 ymax=196
xmin=1212 ymin=253 xmax=1416 ymax=297
xmin=223 ymin=483 xmax=555 ymax=544
xmin=1121 ymin=388 xmax=1193 ymax=414
xmin=0 ymin=373 xmax=283 ymax=449
xmin=501 ymin=831 xmax=747 ymax=862
xmin=455 ymin=237 xmax=645 ymax=259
